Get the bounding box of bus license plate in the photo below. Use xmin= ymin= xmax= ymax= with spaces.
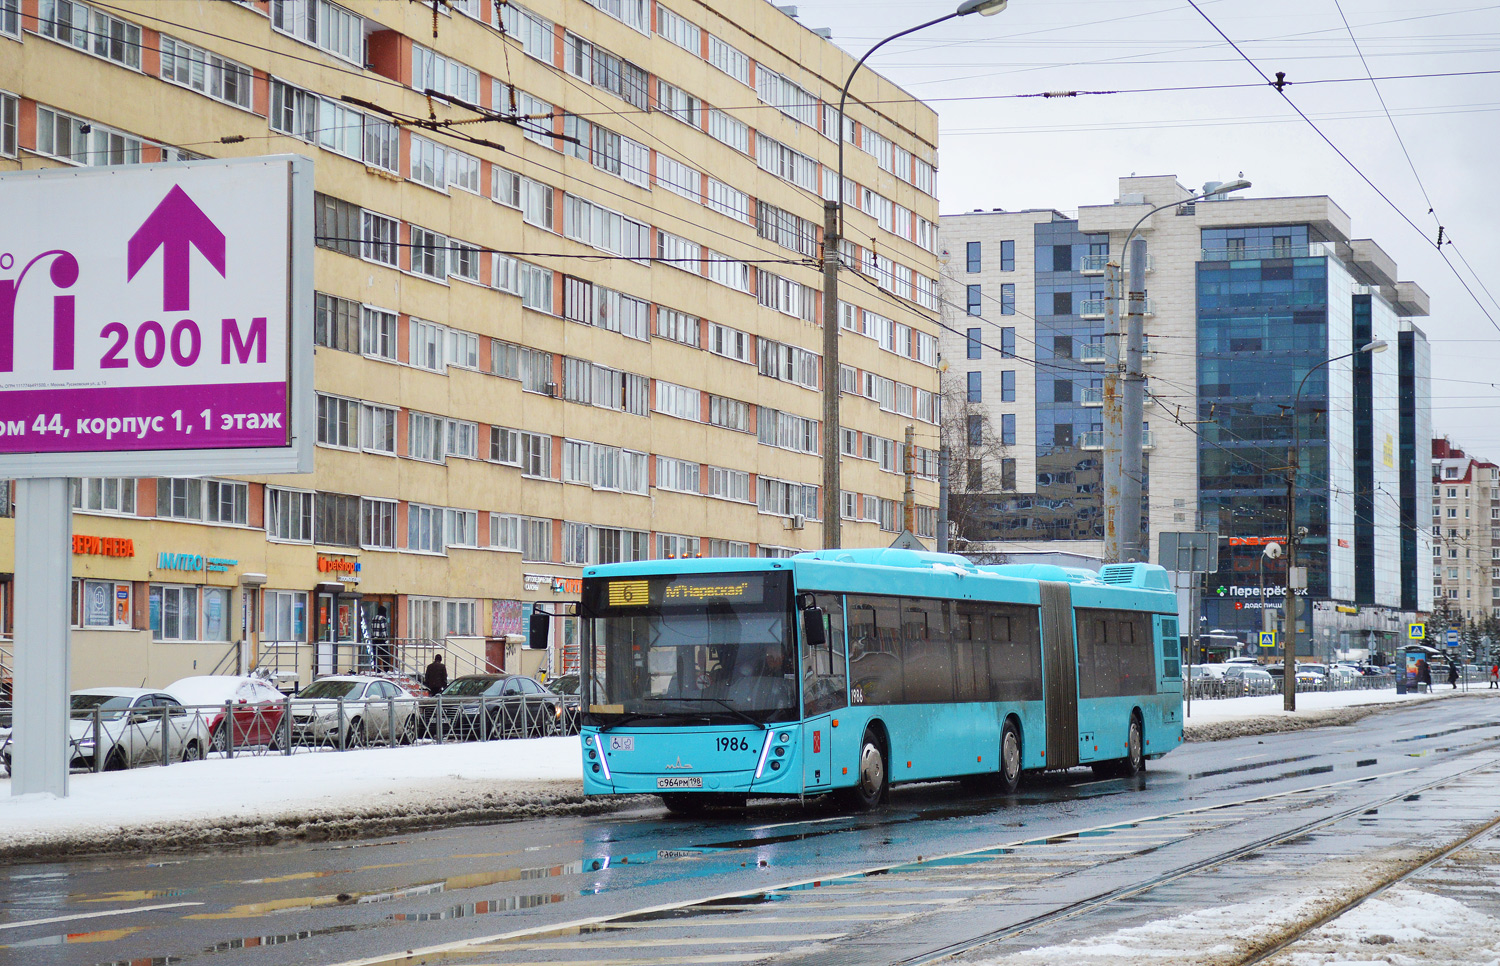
xmin=657 ymin=776 xmax=703 ymax=789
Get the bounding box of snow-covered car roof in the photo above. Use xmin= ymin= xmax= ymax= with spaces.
xmin=166 ymin=675 xmax=284 ymax=707
xmin=73 ymin=687 xmax=158 ymax=698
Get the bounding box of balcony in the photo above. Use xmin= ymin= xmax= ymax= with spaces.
xmin=1080 ymin=254 xmax=1107 ymax=275
xmin=1082 ymin=387 xmax=1103 ymax=407
xmin=1078 ymin=429 xmax=1153 ymax=451
xmin=1080 ymin=298 xmax=1107 ymax=319
xmin=1200 ymin=241 xmax=1336 ymax=262
xmin=1079 ymin=342 xmax=1107 ymax=364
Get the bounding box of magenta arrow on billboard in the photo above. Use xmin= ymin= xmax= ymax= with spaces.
xmin=126 ymin=185 xmax=227 ymax=313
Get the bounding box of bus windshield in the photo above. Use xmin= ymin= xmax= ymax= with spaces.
xmin=582 ymin=571 xmax=797 ymax=725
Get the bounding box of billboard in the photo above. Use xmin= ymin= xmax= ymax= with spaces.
xmin=0 ymin=156 xmax=312 ymax=477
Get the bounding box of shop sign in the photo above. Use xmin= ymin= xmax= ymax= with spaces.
xmin=1228 ymin=536 xmax=1279 ymax=547
xmin=156 ymin=552 xmax=238 ymax=573
xmin=317 ymin=554 xmax=359 ymax=584
xmin=1213 ymin=585 xmax=1307 ymax=599
xmin=72 ymin=534 xmax=133 ymax=557
xmin=523 ymin=573 xmax=582 ymax=595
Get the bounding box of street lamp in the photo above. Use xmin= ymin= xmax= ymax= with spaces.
xmin=1282 ymin=339 xmax=1387 ymax=710
xmin=1103 ymin=179 xmax=1249 ymax=563
xmin=821 ymin=0 xmax=1009 ymax=549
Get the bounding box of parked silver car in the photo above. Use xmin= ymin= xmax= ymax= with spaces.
xmin=288 ymin=676 xmax=419 ymax=747
xmin=1 ymin=688 xmax=210 ymax=774
xmin=1224 ymin=665 xmax=1275 ymax=695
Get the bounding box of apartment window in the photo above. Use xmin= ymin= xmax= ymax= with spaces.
xmin=520 ymin=432 xmax=552 ymax=478
xmin=1001 ymin=458 xmax=1017 ymax=490
xmin=0 ymin=0 xmax=16 ymax=38
xmin=160 ymin=36 xmax=252 ymax=109
xmin=757 ymin=478 xmax=819 ymax=519
xmin=411 ymin=43 xmax=479 ymax=100
xmin=271 ymin=0 xmax=364 ymax=63
xmin=967 ymin=285 xmax=982 ymax=316
xmin=360 ymin=403 xmax=396 ymax=454
xmin=360 ymin=306 xmax=397 ymax=360
xmin=1001 ymin=370 xmax=1016 ymax=402
xmin=621 ymin=451 xmax=649 ymax=494
xmin=966 ymin=242 xmax=981 ymax=273
xmin=490 ymin=340 xmax=521 ymax=380
xmin=520 ymin=263 xmax=554 ymax=313
xmin=708 ymin=109 xmax=749 ymax=152
xmin=498 ymin=1 xmax=553 ymax=60
xmin=658 ymin=533 xmax=701 ymax=560
xmin=1000 ymin=239 xmax=1015 ymax=271
xmin=72 ymin=477 xmax=136 ymax=515
xmin=707 ymin=466 xmax=750 ymax=502
xmin=365 ymin=118 xmax=399 ymax=173
xmin=757 ymin=67 xmax=818 ymax=127
xmin=490 ymin=425 xmax=520 ymax=465
xmin=967 ymin=327 xmax=982 ymax=359
xmin=755 ymin=201 xmax=818 ymax=258
xmin=708 ymin=323 xmax=751 ymax=363
xmin=156 ymin=477 xmax=204 ymax=520
xmin=1001 ymin=283 xmax=1015 ymax=315
xmin=757 ymin=407 xmax=819 ymax=455
xmin=35 ymin=107 xmax=141 ymax=166
xmin=445 ymin=509 xmax=479 ymax=548
xmin=563 ymin=33 xmax=650 ymax=110
xmin=656 ymin=79 xmax=701 ymax=127
xmin=490 ymin=513 xmax=521 ymax=552
xmin=755 ymin=134 xmax=817 ymax=191
xmin=409 ymin=226 xmax=449 ymax=281
xmin=562 ymin=439 xmax=594 ymax=484
xmin=362 ymin=211 xmax=398 ymax=266
xmin=1001 ymin=327 xmax=1015 ymax=358
xmin=0 ymin=91 xmax=15 ymax=158
xmin=407 ymin=504 xmax=444 ymax=553
xmin=409 ymin=318 xmax=444 ymax=372
xmin=967 ymin=372 xmax=982 ymax=403
xmin=313 ymin=492 xmax=360 ymax=548
xmin=407 ymin=411 xmax=444 ymax=462
xmin=709 ymin=395 xmax=750 ymax=432
xmin=316 ymin=394 xmax=358 ymax=448
xmin=967 ymin=414 xmax=983 ymax=448
xmin=38 ymin=0 xmax=141 ymax=69
xmin=361 ymin=498 xmax=397 ymax=549
xmin=707 ymin=34 xmax=749 ymax=84
xmin=967 ymin=459 xmax=983 ymax=491
xmin=656 ymin=307 xmax=700 ymax=346
xmin=657 ymin=456 xmax=700 ymax=494
xmin=521 ymin=517 xmax=552 ymax=562
xmin=520 ymin=347 xmax=552 ymax=393
xmin=1001 ymin=414 xmax=1016 ymax=446
xmin=266 ymin=487 xmax=314 ymax=542
xmin=313 ymin=293 xmax=358 ymax=353
xmin=655 ymin=381 xmax=701 ymax=421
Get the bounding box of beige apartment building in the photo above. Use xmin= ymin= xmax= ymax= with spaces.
xmin=1431 ymin=438 xmax=1499 ymax=623
xmin=0 ymin=0 xmax=941 ymax=690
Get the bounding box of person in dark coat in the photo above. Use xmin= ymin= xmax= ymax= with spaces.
xmin=1448 ymin=661 xmax=1460 ymax=689
xmin=425 ymin=653 xmax=448 ymax=695
xmin=1489 ymin=663 xmax=1497 ymax=689
xmin=371 ymin=606 xmax=392 ymax=672
xmin=1417 ymin=658 xmax=1432 ymax=693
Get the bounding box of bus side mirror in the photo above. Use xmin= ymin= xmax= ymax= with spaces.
xmin=802 ymin=607 xmax=826 ymax=648
xmin=528 ymin=611 xmax=550 ymax=649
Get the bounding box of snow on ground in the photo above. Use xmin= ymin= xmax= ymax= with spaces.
xmin=1183 ymin=686 xmax=1498 ymax=742
xmin=1279 ymin=885 xmax=1500 ymax=966
xmin=0 ymin=737 xmax=587 ymax=858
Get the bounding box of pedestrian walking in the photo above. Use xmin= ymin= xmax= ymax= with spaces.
xmin=1448 ymin=661 xmax=1460 ymax=690
xmin=425 ymin=653 xmax=448 ymax=695
xmin=1417 ymin=658 xmax=1432 ymax=693
xmin=1489 ymin=663 xmax=1498 ymax=689
xmin=370 ymin=606 xmax=392 ymax=672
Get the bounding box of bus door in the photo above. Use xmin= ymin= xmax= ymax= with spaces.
xmin=1038 ymin=581 xmax=1079 ymax=769
xmin=800 ymin=593 xmax=847 ymax=790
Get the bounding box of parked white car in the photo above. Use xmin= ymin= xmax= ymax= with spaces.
xmin=1 ymin=688 xmax=210 ymax=774
xmin=288 ymin=676 xmax=419 ymax=747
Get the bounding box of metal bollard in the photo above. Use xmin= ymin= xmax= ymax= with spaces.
xmin=479 ymin=695 xmax=489 ymax=742
xmin=282 ymin=696 xmax=292 ymax=755
xmin=337 ymin=697 xmax=346 ymax=751
xmin=388 ymin=697 xmax=396 ymax=747
xmin=223 ymin=701 xmax=235 ymax=759
xmin=161 ymin=705 xmax=170 ymax=766
xmin=93 ymin=706 xmax=103 ymax=773
xmin=435 ymin=695 xmax=444 ymax=744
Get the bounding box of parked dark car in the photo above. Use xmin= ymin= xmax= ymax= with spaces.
xmin=422 ymin=674 xmax=563 ymax=740
xmin=546 ymin=674 xmax=581 ymax=732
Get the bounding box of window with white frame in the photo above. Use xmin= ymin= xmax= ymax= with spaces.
xmin=314 ymin=292 xmax=359 ymax=353
xmin=657 ymin=456 xmax=700 ymax=494
xmin=72 ymin=477 xmax=136 ymax=515
xmin=205 ymin=480 xmax=248 ymax=525
xmin=520 ymin=347 xmax=552 ymax=393
xmin=563 ymin=32 xmax=650 ymax=110
xmin=656 ymin=4 xmax=700 ymax=52
xmin=150 ymin=584 xmax=203 ymax=641
xmin=494 ymin=253 xmax=521 ymax=295
xmin=38 ymin=0 xmax=141 ymax=69
xmin=361 ymin=306 xmax=397 ymax=360
xmin=408 ymin=411 xmax=444 ymax=462
xmin=709 ymin=395 xmax=750 ymax=432
xmin=519 ymin=175 xmax=554 ymax=228
xmin=266 ymin=487 xmax=314 ymax=542
xmin=563 ymin=194 xmax=649 ymax=259
xmin=707 ymin=180 xmax=751 ymax=223
xmin=656 ymin=154 xmax=701 ymax=202
xmin=707 ymin=35 xmax=749 ymax=84
xmin=561 ymin=521 xmax=589 ymax=565
xmin=563 ymin=115 xmax=651 ymax=187
xmin=0 ymin=0 xmax=17 ymax=38
xmin=705 ymin=250 xmax=750 ymax=292
xmin=655 ymin=79 xmax=701 ymax=127
xmin=446 ymin=328 xmax=479 ymax=369
xmin=362 ymin=210 xmax=398 ymax=266
xmin=579 ymin=0 xmax=650 ymax=33
xmin=521 ymin=516 xmax=552 ymax=561
xmin=757 ymin=407 xmax=819 ymax=454
xmin=656 ymin=307 xmax=699 ymax=346
xmin=758 ymin=477 xmax=819 ymax=519
xmin=160 ymin=36 xmax=252 ymax=109
xmin=520 ymin=262 xmax=554 ymax=312
xmin=707 ymin=322 xmax=751 ymax=362
xmin=361 ymin=497 xmax=397 ymax=549
xmin=756 ymin=67 xmax=817 ymax=126
xmin=520 ymin=432 xmax=553 ymax=477
xmin=409 ymin=226 xmax=450 ymax=281
xmin=409 ymin=318 xmax=444 ymax=372
xmin=707 ymin=466 xmax=750 ymax=502
xmin=657 ymin=533 xmax=700 ymax=560
xmin=493 ymin=81 xmax=555 ymax=149
xmin=621 ymin=450 xmax=648 ymax=494
xmin=756 ymin=270 xmax=818 ymax=322
xmin=0 ymin=91 xmax=15 ymax=158
xmin=34 ymin=106 xmax=141 ymax=166
xmin=490 ymin=425 xmax=520 ymax=465
xmin=498 ymin=1 xmax=553 ymax=60
xmin=654 ymin=381 xmax=701 ymax=421
xmin=490 ymin=513 xmax=522 ymax=552
xmin=316 ymin=97 xmax=364 ymax=160
xmin=262 ymin=589 xmax=308 ymax=643
xmin=755 ymin=133 xmax=818 ymax=191
xmin=444 ymin=508 xmax=479 ymax=548
xmin=407 ymin=503 xmax=444 ymax=553
xmin=755 ymin=201 xmax=817 ymax=257
xmin=446 ymin=419 xmax=478 ymax=459
xmin=656 ymin=231 xmax=701 ymax=272
xmin=757 ymin=338 xmax=819 ymax=389
xmin=708 ymin=109 xmax=749 ymax=153
xmin=562 ymin=439 xmax=594 ymax=484
xmin=593 ymin=445 xmax=621 ymax=490
xmin=411 ymin=43 xmax=478 ymax=100
xmin=271 ymin=0 xmax=363 ymax=63
xmin=707 ymin=539 xmax=751 ymax=557
xmin=316 ymin=393 xmax=359 ymax=449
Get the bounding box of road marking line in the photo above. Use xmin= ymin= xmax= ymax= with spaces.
xmin=477 ymin=935 xmax=844 ymax=951
xmin=0 ymin=901 xmax=203 ymax=932
xmin=745 ymin=816 xmax=851 ymax=831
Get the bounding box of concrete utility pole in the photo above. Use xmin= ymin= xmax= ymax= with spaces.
xmin=1120 ymin=237 xmax=1147 ymax=562
xmin=902 ymin=424 xmax=916 ymax=534
xmin=1102 ymin=260 xmax=1123 ymax=563
xmin=937 ymin=443 xmax=950 ymax=552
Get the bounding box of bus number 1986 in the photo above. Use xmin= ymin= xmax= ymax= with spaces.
xmin=717 ymin=736 xmax=751 ymax=752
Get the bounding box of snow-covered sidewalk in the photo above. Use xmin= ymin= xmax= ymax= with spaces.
xmin=2 ymin=687 xmax=1494 ymax=858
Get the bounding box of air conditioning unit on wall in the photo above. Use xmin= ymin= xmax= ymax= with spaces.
xmin=790 ymin=513 xmax=806 ymax=530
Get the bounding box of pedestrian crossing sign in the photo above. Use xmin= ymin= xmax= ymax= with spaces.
xmin=1409 ymin=623 xmax=1426 ymax=640
xmin=1258 ymin=631 xmax=1276 ymax=647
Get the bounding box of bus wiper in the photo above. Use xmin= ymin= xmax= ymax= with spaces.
xmin=645 ymin=697 xmax=764 ymax=727
xmin=596 ymin=710 xmax=678 ymax=730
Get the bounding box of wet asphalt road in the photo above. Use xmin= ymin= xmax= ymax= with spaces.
xmin=4 ymin=694 xmax=1500 ymax=966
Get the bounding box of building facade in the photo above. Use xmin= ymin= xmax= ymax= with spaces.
xmin=1431 ymin=438 xmax=1498 ymax=625
xmin=0 ymin=0 xmax=942 ymax=691
xmin=940 ymin=175 xmax=1433 ymax=657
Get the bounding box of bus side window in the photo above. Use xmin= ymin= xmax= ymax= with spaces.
xmin=902 ymin=598 xmax=953 ymax=704
xmin=953 ymin=603 xmax=982 ymax=702
xmin=804 ymin=593 xmax=847 ymax=715
xmin=848 ymin=595 xmax=902 ymax=704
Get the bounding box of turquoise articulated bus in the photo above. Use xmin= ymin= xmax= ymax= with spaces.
xmin=576 ymin=548 xmax=1183 ymax=812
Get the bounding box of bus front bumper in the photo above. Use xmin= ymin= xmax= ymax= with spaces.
xmin=580 ymin=727 xmax=804 ymax=797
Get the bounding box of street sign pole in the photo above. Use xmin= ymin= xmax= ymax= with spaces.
xmin=10 ymin=478 xmax=71 ymax=797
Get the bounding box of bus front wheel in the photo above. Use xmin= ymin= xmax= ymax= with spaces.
xmin=840 ymin=730 xmax=887 ymax=811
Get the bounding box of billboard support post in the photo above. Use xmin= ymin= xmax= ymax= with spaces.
xmin=11 ymin=477 xmax=71 ymax=797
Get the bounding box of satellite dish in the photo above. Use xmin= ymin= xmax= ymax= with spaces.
xmin=1263 ymin=542 xmax=1282 ymax=559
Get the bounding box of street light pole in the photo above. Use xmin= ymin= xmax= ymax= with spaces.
xmin=820 ymin=0 xmax=1008 ymax=549
xmin=1103 ymin=179 xmax=1250 ymax=563
xmin=1283 ymin=339 xmax=1387 ymax=710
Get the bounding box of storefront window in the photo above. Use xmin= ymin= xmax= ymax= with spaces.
xmin=202 ymin=587 xmax=231 ymax=641
xmin=263 ymin=590 xmax=308 ymax=642
xmin=150 ymin=584 xmax=199 ymax=641
xmin=72 ymin=579 xmax=132 ymax=628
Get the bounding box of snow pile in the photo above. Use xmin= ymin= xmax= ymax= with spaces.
xmin=0 ymin=738 xmax=591 ymax=859
xmin=1287 ymin=885 xmax=1500 ymax=965
xmin=1183 ymin=686 xmax=1497 ymax=742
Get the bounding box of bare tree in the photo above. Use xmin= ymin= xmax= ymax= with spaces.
xmin=939 ymin=368 xmax=1010 ymax=550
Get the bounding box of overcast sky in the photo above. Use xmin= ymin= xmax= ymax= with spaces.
xmin=799 ymin=0 xmax=1500 ymax=457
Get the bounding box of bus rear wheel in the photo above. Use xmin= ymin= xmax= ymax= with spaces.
xmin=998 ymin=720 xmax=1023 ymax=794
xmin=839 ymin=730 xmax=887 ymax=811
